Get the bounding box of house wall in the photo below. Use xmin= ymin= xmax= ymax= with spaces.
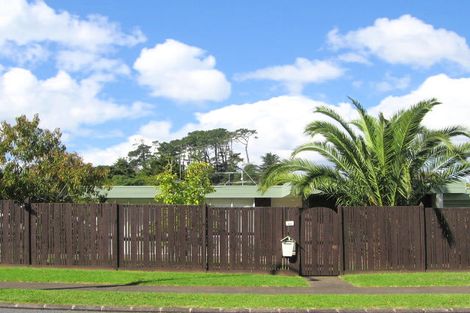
xmin=206 ymin=198 xmax=254 ymax=207
xmin=105 ymin=195 xmax=313 ymax=208
xmin=207 ymin=197 xmax=303 ymax=207
xmin=272 ymin=197 xmax=302 ymax=207
xmin=107 ymin=198 xmax=157 ymax=204
xmin=443 ymin=193 xmax=470 ymax=207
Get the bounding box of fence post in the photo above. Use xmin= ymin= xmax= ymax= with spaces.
xmin=115 ymin=204 xmax=120 ymax=270
xmin=25 ymin=202 xmax=32 ymax=266
xmin=297 ymin=206 xmax=303 ymax=276
xmin=338 ymin=206 xmax=345 ymax=275
xmin=420 ymin=203 xmax=427 ymax=272
xmin=203 ymin=204 xmax=209 ymax=271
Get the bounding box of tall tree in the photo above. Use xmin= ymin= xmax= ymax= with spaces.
xmin=127 ymin=142 xmax=153 ymax=172
xmin=259 ymin=152 xmax=281 ymax=175
xmin=0 ymin=115 xmax=108 ymax=203
xmin=261 ymin=99 xmax=470 ymax=206
xmin=233 ymin=129 xmax=257 ymax=164
xmin=109 ymin=158 xmax=135 ymax=177
xmin=106 ymin=127 xmax=251 ymax=185
xmin=242 ymin=163 xmax=260 ymax=184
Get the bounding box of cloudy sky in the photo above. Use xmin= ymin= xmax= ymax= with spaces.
xmin=1 ymin=0 xmax=470 ymax=165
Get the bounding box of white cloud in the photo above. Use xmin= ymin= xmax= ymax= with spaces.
xmin=82 ymin=121 xmax=176 ymax=165
xmin=83 ymin=74 xmax=470 ymax=166
xmin=0 ymin=0 xmax=145 ymax=52
xmin=337 ymin=53 xmax=370 ymax=65
xmin=0 ymin=0 xmax=145 ymax=75
xmin=352 ymin=80 xmax=364 ymax=88
xmin=237 ymin=58 xmax=344 ymax=94
xmin=82 ymin=96 xmax=357 ymax=165
xmin=1 ymin=42 xmax=50 ymax=65
xmin=81 ymin=136 xmax=150 ymax=166
xmin=374 ymin=73 xmax=411 ymax=93
xmin=56 ymin=50 xmax=130 ymax=75
xmin=138 ymin=121 xmax=177 ymax=141
xmin=372 ymin=74 xmax=470 ymax=130
xmin=328 ymin=15 xmax=470 ymax=69
xmin=134 ymin=39 xmax=231 ymax=102
xmin=0 ymin=67 xmax=150 ymax=134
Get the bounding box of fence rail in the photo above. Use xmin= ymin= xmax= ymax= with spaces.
xmin=0 ymin=200 xmax=469 ymax=275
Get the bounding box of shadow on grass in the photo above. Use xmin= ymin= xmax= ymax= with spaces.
xmin=40 ymin=273 xmax=287 ymax=290
xmin=41 ymin=280 xmax=153 ymax=290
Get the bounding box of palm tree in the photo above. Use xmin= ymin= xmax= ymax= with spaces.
xmin=261 ymin=99 xmax=470 ymax=206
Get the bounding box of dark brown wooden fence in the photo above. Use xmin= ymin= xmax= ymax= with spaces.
xmin=1 ymin=200 xmax=470 ymax=275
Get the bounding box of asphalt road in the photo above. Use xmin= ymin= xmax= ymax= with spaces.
xmin=0 ymin=310 xmax=172 ymax=313
xmin=0 ymin=310 xmax=104 ymax=313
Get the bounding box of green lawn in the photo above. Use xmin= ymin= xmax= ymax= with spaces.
xmin=0 ymin=267 xmax=307 ymax=287
xmin=0 ymin=289 xmax=469 ymax=309
xmin=343 ymin=272 xmax=470 ymax=287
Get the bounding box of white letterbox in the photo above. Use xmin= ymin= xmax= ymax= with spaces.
xmin=280 ymin=236 xmax=296 ymax=257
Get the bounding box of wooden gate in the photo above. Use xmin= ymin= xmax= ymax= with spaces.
xmin=300 ymin=207 xmax=340 ymax=276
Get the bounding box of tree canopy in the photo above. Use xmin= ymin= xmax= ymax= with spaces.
xmin=105 ymin=128 xmax=262 ymax=186
xmin=0 ymin=115 xmax=108 ymax=203
xmin=155 ymin=162 xmax=215 ymax=205
xmin=261 ymin=99 xmax=470 ymax=206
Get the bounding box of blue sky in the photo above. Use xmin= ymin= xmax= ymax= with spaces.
xmin=1 ymin=0 xmax=470 ymax=165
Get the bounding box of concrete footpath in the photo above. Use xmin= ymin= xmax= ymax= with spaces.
xmin=0 ymin=276 xmax=470 ymax=294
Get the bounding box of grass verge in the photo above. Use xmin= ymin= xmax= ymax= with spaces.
xmin=0 ymin=267 xmax=307 ymax=287
xmin=0 ymin=289 xmax=469 ymax=309
xmin=342 ymin=272 xmax=470 ymax=287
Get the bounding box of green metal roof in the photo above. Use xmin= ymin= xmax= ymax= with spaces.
xmin=102 ymin=184 xmax=302 ymax=199
xmin=102 ymin=181 xmax=468 ymax=200
xmin=208 ymin=184 xmax=296 ymax=198
xmin=104 ymin=186 xmax=158 ymax=199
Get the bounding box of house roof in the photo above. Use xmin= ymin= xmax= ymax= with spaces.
xmin=102 ymin=181 xmax=469 ymax=200
xmin=103 ymin=184 xmax=307 ymax=199
xmin=436 ymin=181 xmax=470 ymax=194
